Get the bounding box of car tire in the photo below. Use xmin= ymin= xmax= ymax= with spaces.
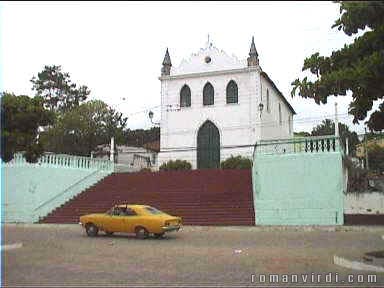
xmin=85 ymin=223 xmax=99 ymax=237
xmin=154 ymin=233 xmax=165 ymax=239
xmin=135 ymin=226 xmax=149 ymax=239
xmin=105 ymin=231 xmax=114 ymax=236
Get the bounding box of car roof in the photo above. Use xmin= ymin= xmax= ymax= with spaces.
xmin=115 ymin=204 xmax=149 ymax=209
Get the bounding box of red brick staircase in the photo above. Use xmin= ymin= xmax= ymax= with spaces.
xmin=40 ymin=169 xmax=255 ymax=225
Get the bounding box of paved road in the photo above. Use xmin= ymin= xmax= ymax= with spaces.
xmin=3 ymin=224 xmax=384 ymax=286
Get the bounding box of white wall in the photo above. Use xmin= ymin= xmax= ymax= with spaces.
xmin=260 ymin=75 xmax=293 ymax=140
xmin=159 ymin=70 xmax=261 ymax=168
xmin=344 ymin=192 xmax=384 ymax=214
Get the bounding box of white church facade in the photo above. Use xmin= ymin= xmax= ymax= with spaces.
xmin=158 ymin=37 xmax=296 ymax=169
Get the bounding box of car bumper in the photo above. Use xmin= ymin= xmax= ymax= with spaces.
xmin=162 ymin=225 xmax=181 ymax=232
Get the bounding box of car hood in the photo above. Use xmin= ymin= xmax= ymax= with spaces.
xmin=80 ymin=213 xmax=106 ymax=219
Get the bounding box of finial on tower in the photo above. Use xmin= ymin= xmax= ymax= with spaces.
xmin=247 ymin=36 xmax=259 ymax=67
xmin=205 ymin=34 xmax=212 ymax=48
xmin=161 ymin=48 xmax=172 ymax=76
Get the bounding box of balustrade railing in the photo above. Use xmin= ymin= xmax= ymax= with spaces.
xmin=4 ymin=153 xmax=114 ymax=172
xmin=255 ymin=135 xmax=344 ymax=156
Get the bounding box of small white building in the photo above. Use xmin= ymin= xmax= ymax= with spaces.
xmin=94 ymin=145 xmax=158 ymax=172
xmin=158 ymin=37 xmax=296 ymax=169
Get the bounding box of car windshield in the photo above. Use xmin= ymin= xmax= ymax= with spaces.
xmin=144 ymin=206 xmax=165 ymax=215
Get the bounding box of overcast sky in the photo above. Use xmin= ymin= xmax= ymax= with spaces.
xmin=0 ymin=1 xmax=378 ymax=134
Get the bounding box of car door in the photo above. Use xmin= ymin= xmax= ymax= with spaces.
xmin=103 ymin=207 xmax=125 ymax=232
xmin=121 ymin=207 xmax=141 ymax=233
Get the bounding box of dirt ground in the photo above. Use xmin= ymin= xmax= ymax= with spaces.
xmin=3 ymin=224 xmax=384 ymax=286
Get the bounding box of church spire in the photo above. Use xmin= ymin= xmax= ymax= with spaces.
xmin=161 ymin=48 xmax=172 ymax=76
xmin=247 ymin=36 xmax=259 ymax=67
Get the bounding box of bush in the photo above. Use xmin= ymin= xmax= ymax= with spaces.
xmin=140 ymin=167 xmax=152 ymax=172
xmin=220 ymin=155 xmax=252 ymax=169
xmin=159 ymin=159 xmax=192 ymax=171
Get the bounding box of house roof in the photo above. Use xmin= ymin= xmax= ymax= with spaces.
xmin=260 ymin=71 xmax=296 ymax=115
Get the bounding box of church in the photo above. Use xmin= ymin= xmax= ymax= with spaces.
xmin=157 ymin=37 xmax=296 ymax=169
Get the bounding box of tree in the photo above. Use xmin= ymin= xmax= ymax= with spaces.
xmin=311 ymin=119 xmax=360 ymax=155
xmin=31 ymin=65 xmax=90 ymax=113
xmin=125 ymin=127 xmax=160 ymax=147
xmin=368 ymin=144 xmax=384 ymax=173
xmin=40 ymin=100 xmax=127 ymax=156
xmin=1 ymin=92 xmax=54 ymax=162
xmin=220 ymin=155 xmax=252 ymax=169
xmin=291 ymin=1 xmax=384 ymax=131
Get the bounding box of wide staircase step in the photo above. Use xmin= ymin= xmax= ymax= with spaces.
xmin=40 ymin=169 xmax=255 ymax=226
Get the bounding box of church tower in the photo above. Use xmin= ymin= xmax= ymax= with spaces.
xmin=161 ymin=48 xmax=172 ymax=76
xmin=247 ymin=36 xmax=259 ymax=67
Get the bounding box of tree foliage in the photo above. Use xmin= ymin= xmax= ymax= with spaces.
xmin=159 ymin=159 xmax=192 ymax=171
xmin=124 ymin=127 xmax=160 ymax=147
xmin=311 ymin=118 xmax=360 ymax=155
xmin=220 ymin=155 xmax=252 ymax=169
xmin=31 ymin=65 xmax=90 ymax=113
xmin=291 ymin=1 xmax=384 ymax=131
xmin=40 ymin=100 xmax=127 ymax=156
xmin=367 ymin=144 xmax=384 ymax=173
xmin=294 ymin=131 xmax=311 ymax=137
xmin=1 ymin=92 xmax=54 ymax=162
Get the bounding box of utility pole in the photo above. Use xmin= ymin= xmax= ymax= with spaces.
xmin=346 ymin=137 xmax=349 ymax=156
xmin=110 ymin=136 xmax=115 ymax=163
xmin=335 ymin=102 xmax=339 ymax=137
xmin=364 ymin=128 xmax=369 ymax=170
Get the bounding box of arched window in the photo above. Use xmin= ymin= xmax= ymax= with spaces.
xmin=279 ymin=103 xmax=282 ymax=125
xmin=203 ymin=82 xmax=214 ymax=106
xmin=266 ymin=89 xmax=270 ymax=113
xmin=288 ymin=115 xmax=292 ymax=134
xmin=180 ymin=85 xmax=191 ymax=107
xmin=226 ymin=80 xmax=238 ymax=104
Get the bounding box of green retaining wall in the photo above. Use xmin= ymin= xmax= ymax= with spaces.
xmin=3 ymin=153 xmax=113 ymax=223
xmin=253 ymin=136 xmax=345 ymax=225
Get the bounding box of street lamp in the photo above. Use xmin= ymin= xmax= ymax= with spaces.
xmin=148 ymin=110 xmax=160 ymax=126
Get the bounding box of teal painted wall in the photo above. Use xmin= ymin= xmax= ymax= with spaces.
xmin=253 ymin=138 xmax=344 ymax=225
xmin=3 ymin=153 xmax=113 ymax=223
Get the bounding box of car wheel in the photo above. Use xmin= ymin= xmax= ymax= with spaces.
xmin=85 ymin=223 xmax=99 ymax=237
xmin=154 ymin=233 xmax=165 ymax=239
xmin=105 ymin=231 xmax=114 ymax=236
xmin=135 ymin=226 xmax=149 ymax=239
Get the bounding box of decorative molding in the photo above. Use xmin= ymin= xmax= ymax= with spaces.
xmin=159 ymin=67 xmax=260 ymax=81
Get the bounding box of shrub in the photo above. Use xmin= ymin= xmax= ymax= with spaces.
xmin=220 ymin=155 xmax=252 ymax=169
xmin=159 ymin=159 xmax=192 ymax=171
xmin=140 ymin=167 xmax=152 ymax=172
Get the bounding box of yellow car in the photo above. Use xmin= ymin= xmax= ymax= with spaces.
xmin=79 ymin=204 xmax=182 ymax=239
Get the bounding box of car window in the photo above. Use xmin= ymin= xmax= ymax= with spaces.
xmin=144 ymin=207 xmax=164 ymax=215
xmin=125 ymin=208 xmax=137 ymax=216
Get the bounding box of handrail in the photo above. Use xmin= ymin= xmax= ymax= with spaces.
xmin=33 ymin=169 xmax=100 ymax=212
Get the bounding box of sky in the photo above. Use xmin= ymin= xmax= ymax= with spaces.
xmin=0 ymin=1 xmax=379 ymax=135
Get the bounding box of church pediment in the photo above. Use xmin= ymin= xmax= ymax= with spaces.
xmin=171 ymin=44 xmax=246 ymax=76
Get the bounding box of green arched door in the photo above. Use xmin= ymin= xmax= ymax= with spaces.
xmin=197 ymin=121 xmax=220 ymax=169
